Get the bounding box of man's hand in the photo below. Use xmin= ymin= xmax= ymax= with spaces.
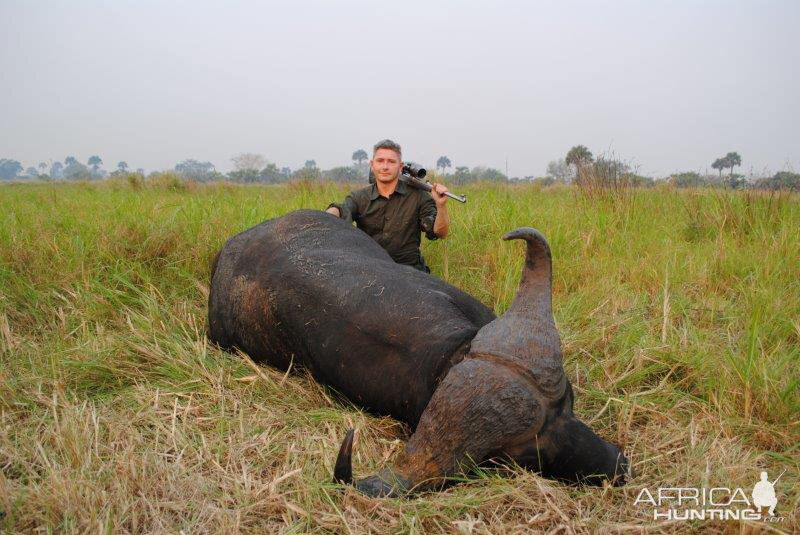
xmin=431 ymin=183 xmax=450 ymax=238
xmin=326 ymin=206 xmax=341 ymax=217
xmin=431 ymin=183 xmax=449 ymax=207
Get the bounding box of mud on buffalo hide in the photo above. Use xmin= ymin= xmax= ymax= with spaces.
xmin=208 ymin=209 xmax=496 ymax=427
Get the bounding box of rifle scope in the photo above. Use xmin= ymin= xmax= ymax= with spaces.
xmin=402 ymin=163 xmax=426 ymax=179
xmin=368 ymin=163 xmax=426 ymax=183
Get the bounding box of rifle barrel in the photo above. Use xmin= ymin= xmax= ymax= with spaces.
xmin=443 ymin=191 xmax=467 ymax=203
xmin=401 ymin=174 xmax=467 ymax=203
xmin=771 ymin=469 xmax=786 ymax=485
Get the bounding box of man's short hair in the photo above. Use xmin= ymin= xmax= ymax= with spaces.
xmin=373 ymin=139 xmax=402 ymax=159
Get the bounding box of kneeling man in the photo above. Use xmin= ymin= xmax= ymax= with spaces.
xmin=326 ymin=139 xmax=449 ymax=273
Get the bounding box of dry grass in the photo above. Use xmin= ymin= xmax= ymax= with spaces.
xmin=0 ymin=180 xmax=797 ymax=533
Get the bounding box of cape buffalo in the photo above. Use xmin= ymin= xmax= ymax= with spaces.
xmin=208 ymin=209 xmax=628 ymax=497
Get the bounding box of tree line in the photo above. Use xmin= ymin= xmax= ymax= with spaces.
xmin=540 ymin=146 xmax=799 ymax=192
xmin=0 ymin=156 xmax=141 ymax=181
xmin=2 ymin=147 xmax=798 ymax=192
xmin=0 ymin=151 xmax=510 ymax=186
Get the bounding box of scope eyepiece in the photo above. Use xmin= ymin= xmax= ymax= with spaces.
xmin=402 ymin=163 xmax=426 ymax=179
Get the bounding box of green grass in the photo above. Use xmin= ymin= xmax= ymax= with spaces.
xmin=0 ymin=179 xmax=798 ymax=533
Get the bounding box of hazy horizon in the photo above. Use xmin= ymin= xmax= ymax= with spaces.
xmin=2 ymin=0 xmax=798 ymax=178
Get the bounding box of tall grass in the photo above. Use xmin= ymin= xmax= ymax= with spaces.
xmin=1 ymin=180 xmax=797 ymax=533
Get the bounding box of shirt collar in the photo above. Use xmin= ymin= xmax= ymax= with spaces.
xmin=370 ymin=177 xmax=408 ymax=200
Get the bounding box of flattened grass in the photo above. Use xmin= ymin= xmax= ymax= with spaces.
xmin=0 ymin=180 xmax=797 ymax=533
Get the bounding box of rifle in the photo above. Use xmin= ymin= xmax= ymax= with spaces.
xmin=368 ymin=164 xmax=467 ymax=203
xmin=771 ymin=469 xmax=786 ymax=485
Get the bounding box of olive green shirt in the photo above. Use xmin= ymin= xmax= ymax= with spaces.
xmin=328 ymin=180 xmax=438 ymax=272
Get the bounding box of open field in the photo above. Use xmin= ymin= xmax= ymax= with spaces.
xmin=0 ymin=179 xmax=798 ymax=533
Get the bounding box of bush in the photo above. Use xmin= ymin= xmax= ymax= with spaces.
xmin=127 ymin=172 xmax=145 ymax=191
xmin=147 ymin=171 xmax=196 ymax=192
xmin=669 ymin=172 xmax=707 ymax=188
xmin=323 ymin=166 xmax=363 ymax=183
xmin=755 ymin=171 xmax=800 ymax=192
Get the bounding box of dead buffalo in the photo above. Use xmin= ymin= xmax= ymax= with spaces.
xmin=208 ymin=209 xmax=628 ymax=497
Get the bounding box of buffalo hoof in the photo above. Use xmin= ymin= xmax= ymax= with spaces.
xmin=354 ymin=468 xmax=411 ymax=498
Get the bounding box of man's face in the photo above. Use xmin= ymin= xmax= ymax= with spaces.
xmin=371 ymin=148 xmax=403 ymax=184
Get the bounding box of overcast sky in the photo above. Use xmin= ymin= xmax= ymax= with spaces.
xmin=2 ymin=0 xmax=798 ymax=178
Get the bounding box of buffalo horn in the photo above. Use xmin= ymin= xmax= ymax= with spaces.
xmin=501 ymin=227 xmax=553 ymax=322
xmin=333 ymin=429 xmax=355 ymax=484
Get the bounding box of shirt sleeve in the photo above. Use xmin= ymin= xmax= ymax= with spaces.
xmin=327 ymin=194 xmax=360 ymax=224
xmin=418 ymin=193 xmax=439 ymax=241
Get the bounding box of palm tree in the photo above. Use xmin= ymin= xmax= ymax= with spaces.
xmin=565 ymin=145 xmax=594 ymax=183
xmin=436 ymin=156 xmax=452 ymax=174
xmin=724 ymin=152 xmax=741 ymax=178
xmin=352 ymin=149 xmax=368 ymax=165
xmin=711 ymin=158 xmax=725 ymax=179
xmin=88 ymin=155 xmax=102 ymax=172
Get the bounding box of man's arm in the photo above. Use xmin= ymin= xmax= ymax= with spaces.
xmin=326 ymin=194 xmax=360 ymax=223
xmin=419 ymin=183 xmax=450 ymax=239
xmin=431 ymin=183 xmax=449 ymax=238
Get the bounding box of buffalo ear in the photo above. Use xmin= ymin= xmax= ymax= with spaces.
xmin=333 ymin=429 xmax=355 ymax=484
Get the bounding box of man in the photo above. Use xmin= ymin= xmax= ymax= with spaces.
xmin=752 ymin=471 xmax=779 ymax=516
xmin=326 ymin=139 xmax=450 ymax=273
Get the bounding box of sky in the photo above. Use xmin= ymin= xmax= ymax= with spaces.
xmin=1 ymin=0 xmax=798 ymax=178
